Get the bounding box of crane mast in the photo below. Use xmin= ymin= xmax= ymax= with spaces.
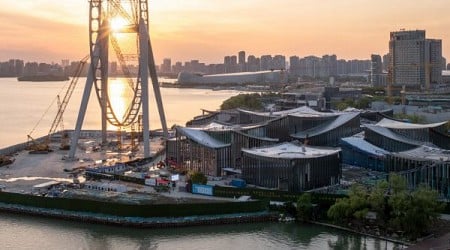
xmin=48 ymin=56 xmax=88 ymax=136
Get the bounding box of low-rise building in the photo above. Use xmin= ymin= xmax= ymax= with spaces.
xmin=84 ymin=181 xmax=128 ymax=193
xmin=340 ymin=136 xmax=389 ymax=171
xmin=386 ymin=146 xmax=450 ymax=198
xmin=241 ymin=142 xmax=341 ymax=192
xmin=177 ymin=70 xmax=287 ymax=86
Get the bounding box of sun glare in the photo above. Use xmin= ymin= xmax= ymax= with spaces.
xmin=110 ymin=17 xmax=128 ymax=33
xmin=108 ymin=79 xmax=129 ymax=128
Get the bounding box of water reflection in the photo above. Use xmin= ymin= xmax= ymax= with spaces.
xmin=107 ymin=78 xmax=133 ymax=130
xmin=0 ymin=214 xmax=404 ymax=250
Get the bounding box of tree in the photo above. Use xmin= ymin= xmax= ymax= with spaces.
xmin=389 ymin=182 xmax=444 ymax=238
xmin=347 ymin=184 xmax=370 ymax=220
xmin=327 ymin=197 xmax=352 ymax=223
xmin=220 ymin=93 xmax=263 ymax=110
xmin=334 ymin=97 xmax=373 ymax=111
xmin=393 ymin=113 xmax=426 ymax=124
xmin=334 ymin=99 xmax=354 ymax=111
xmin=327 ymin=173 xmax=444 ymax=239
xmin=409 ymin=186 xmax=444 ymax=233
xmin=388 ymin=173 xmax=407 ymax=194
xmin=368 ymin=180 xmax=389 ymax=221
xmin=327 ymin=184 xmax=370 ymax=222
xmin=296 ymin=193 xmax=313 ymax=222
xmin=188 ymin=171 xmax=207 ymax=185
xmin=355 ymin=97 xmax=372 ymax=109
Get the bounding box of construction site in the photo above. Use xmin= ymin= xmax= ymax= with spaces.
xmin=0 ymin=0 xmax=238 ymax=207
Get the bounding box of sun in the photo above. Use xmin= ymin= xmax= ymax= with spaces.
xmin=110 ymin=17 xmax=128 ymax=33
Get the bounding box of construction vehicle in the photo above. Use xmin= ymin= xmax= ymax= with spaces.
xmin=0 ymin=155 xmax=14 ymax=167
xmin=26 ymin=135 xmax=52 ymax=153
xmin=27 ymin=56 xmax=88 ymax=153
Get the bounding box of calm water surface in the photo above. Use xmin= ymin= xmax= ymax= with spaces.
xmin=0 ymin=212 xmax=400 ymax=250
xmin=0 ymin=77 xmax=241 ymax=148
xmin=0 ymin=78 xmax=402 ymax=249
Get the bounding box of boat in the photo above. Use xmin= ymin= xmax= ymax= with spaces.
xmin=17 ymin=75 xmax=70 ymax=82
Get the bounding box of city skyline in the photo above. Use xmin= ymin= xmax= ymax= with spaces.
xmin=0 ymin=0 xmax=449 ymax=63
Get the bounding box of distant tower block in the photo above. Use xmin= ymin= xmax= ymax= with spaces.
xmin=68 ymin=0 xmax=168 ymax=159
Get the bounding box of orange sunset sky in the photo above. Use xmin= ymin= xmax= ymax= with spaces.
xmin=0 ymin=0 xmax=449 ymax=64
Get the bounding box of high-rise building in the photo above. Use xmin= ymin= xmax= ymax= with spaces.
xmin=24 ymin=62 xmax=39 ymax=76
xmin=318 ymin=55 xmax=337 ymax=78
xmin=61 ymin=59 xmax=70 ymax=68
xmin=224 ymin=56 xmax=231 ymax=73
xmin=15 ymin=59 xmax=24 ymax=76
xmin=382 ymin=54 xmax=390 ymax=72
xmin=260 ymin=55 xmax=272 ymax=71
xmin=161 ymin=58 xmax=171 ymax=73
xmin=225 ymin=55 xmax=238 ymax=73
xmin=272 ymin=55 xmax=286 ymax=70
xmin=428 ymin=39 xmax=443 ymax=86
xmin=289 ymin=56 xmax=300 ymax=76
xmin=388 ymin=30 xmax=442 ymax=90
xmin=300 ymin=56 xmax=320 ymax=77
xmin=224 ymin=56 xmax=231 ymax=65
xmin=38 ymin=62 xmax=51 ymax=74
xmin=247 ymin=55 xmax=259 ymax=72
xmin=172 ymin=61 xmax=183 ymax=74
xmin=238 ymin=51 xmax=246 ymax=72
xmin=238 ymin=51 xmax=245 ymax=65
xmin=370 ymin=54 xmax=383 ymax=87
xmin=230 ymin=56 xmax=237 ymax=65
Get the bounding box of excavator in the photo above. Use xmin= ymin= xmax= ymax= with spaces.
xmin=0 ymin=155 xmax=14 ymax=167
xmin=27 ymin=56 xmax=88 ymax=154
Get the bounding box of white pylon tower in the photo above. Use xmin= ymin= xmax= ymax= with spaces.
xmin=68 ymin=0 xmax=168 ymax=159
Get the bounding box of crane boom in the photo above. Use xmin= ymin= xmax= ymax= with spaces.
xmin=48 ymin=56 xmax=89 ymax=136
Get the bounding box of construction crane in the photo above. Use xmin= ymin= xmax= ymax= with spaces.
xmin=27 ymin=56 xmax=88 ymax=153
xmin=49 ymin=55 xmax=89 ymax=150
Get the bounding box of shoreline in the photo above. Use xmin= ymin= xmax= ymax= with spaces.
xmin=0 ymin=198 xmax=441 ymax=248
xmin=0 ymin=201 xmax=277 ymax=228
xmin=309 ymin=220 xmax=412 ymax=247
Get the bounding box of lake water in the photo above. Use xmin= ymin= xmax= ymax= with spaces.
xmin=0 ymin=77 xmax=402 ymax=249
xmin=0 ymin=77 xmax=242 ymax=148
xmin=0 ymin=212 xmax=399 ymax=250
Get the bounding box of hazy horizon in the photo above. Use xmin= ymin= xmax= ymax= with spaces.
xmin=1 ymin=0 xmax=449 ymax=64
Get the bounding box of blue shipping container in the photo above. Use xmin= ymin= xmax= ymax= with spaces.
xmin=192 ymin=184 xmax=214 ymax=196
xmin=231 ymin=179 xmax=246 ymax=188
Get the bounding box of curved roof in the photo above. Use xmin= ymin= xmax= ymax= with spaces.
xmin=176 ymin=127 xmax=230 ymax=149
xmin=190 ymin=121 xmax=237 ymax=131
xmin=242 ymin=142 xmax=340 ymax=159
xmin=185 ymin=121 xmax=279 ymax=142
xmin=376 ymin=118 xmax=447 ymax=129
xmin=340 ymin=137 xmax=389 ymax=156
xmin=391 ymin=146 xmax=450 ymax=162
xmin=364 ymin=125 xmax=434 ymax=147
xmin=291 ymin=112 xmax=359 ymax=139
xmin=234 ymin=130 xmax=279 ymax=142
xmin=238 ymin=106 xmax=332 ymax=118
